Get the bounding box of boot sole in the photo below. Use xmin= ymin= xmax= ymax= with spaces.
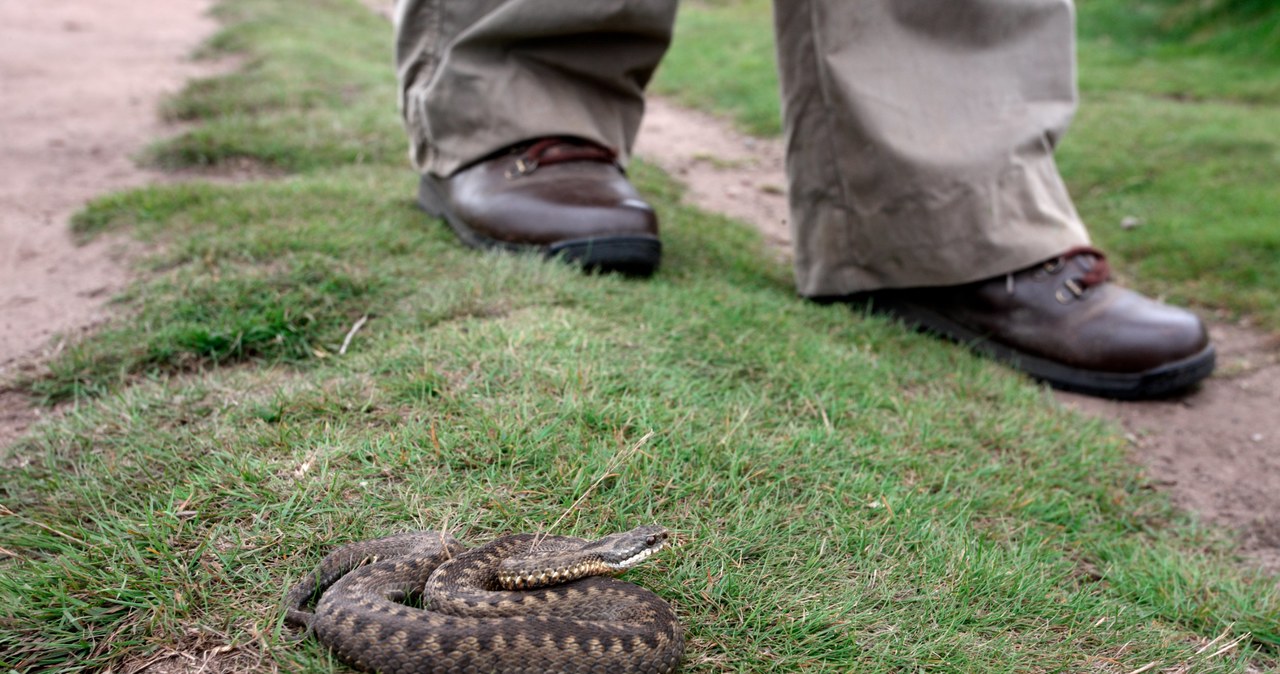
xmin=857 ymin=294 xmax=1216 ymax=400
xmin=417 ymin=176 xmax=661 ymax=277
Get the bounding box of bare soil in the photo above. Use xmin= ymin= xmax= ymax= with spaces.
xmin=2 ymin=0 xmax=1277 ymax=588
xmin=0 ymin=0 xmax=221 ymax=445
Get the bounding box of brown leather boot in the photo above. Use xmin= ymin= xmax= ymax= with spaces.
xmin=417 ymin=137 xmax=661 ymax=276
xmin=845 ymin=247 xmax=1215 ymax=399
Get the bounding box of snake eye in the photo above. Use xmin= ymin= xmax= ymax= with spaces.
xmin=645 ymin=535 xmax=657 ymax=546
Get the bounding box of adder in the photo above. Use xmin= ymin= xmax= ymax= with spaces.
xmin=284 ymin=525 xmax=684 ymax=674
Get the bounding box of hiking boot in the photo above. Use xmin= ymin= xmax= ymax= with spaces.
xmin=846 ymin=247 xmax=1215 ymax=399
xmin=417 ymin=137 xmax=661 ymax=276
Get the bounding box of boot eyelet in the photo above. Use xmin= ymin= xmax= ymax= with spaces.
xmin=1056 ymin=278 xmax=1087 ymax=303
xmin=505 ymin=157 xmax=538 ymax=179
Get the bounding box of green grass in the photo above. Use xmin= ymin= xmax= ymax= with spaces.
xmin=650 ymin=1 xmax=781 ymax=136
xmin=1144 ymin=0 xmax=1280 ymax=62
xmin=654 ymin=0 xmax=1280 ymax=329
xmin=2 ymin=0 xmax=1278 ymax=672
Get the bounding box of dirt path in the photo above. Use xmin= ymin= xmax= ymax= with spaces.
xmin=1 ymin=0 xmax=1277 ymax=576
xmin=0 ymin=0 xmax=218 ymax=445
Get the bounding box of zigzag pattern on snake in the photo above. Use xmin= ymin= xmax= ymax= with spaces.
xmin=284 ymin=526 xmax=684 ymax=674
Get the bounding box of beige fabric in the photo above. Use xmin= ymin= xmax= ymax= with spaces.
xmin=774 ymin=0 xmax=1090 ymax=295
xmin=394 ymin=0 xmax=1091 ymax=294
xmin=393 ymin=0 xmax=675 ymax=176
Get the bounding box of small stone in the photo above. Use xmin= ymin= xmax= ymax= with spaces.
xmin=1251 ymin=433 xmax=1264 ymax=442
xmin=1120 ymin=216 xmax=1142 ymax=230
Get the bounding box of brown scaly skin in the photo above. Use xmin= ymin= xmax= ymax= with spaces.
xmin=284 ymin=527 xmax=683 ymax=674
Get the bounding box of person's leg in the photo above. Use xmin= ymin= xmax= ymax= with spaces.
xmin=773 ymin=0 xmax=1214 ymax=398
xmin=394 ymin=0 xmax=677 ymax=274
xmin=775 ymin=0 xmax=1087 ymax=293
xmin=395 ymin=0 xmax=676 ymax=176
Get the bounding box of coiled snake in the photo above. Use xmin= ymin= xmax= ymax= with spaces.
xmin=284 ymin=526 xmax=684 ymax=674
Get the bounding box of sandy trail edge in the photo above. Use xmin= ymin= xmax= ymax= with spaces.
xmin=0 ymin=0 xmax=220 ymax=445
xmin=0 ymin=0 xmax=1275 ymax=580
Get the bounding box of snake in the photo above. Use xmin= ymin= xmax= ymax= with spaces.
xmin=283 ymin=525 xmax=684 ymax=674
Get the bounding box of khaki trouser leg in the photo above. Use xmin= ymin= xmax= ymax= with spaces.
xmin=774 ymin=0 xmax=1091 ymax=296
xmin=394 ymin=0 xmax=677 ymax=177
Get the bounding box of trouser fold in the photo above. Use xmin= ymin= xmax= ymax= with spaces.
xmin=394 ymin=0 xmax=1092 ymax=293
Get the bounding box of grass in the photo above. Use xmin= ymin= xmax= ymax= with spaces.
xmin=1145 ymin=0 xmax=1280 ymax=62
xmin=650 ymin=1 xmax=781 ymax=137
xmin=654 ymin=0 xmax=1280 ymax=330
xmin=2 ymin=0 xmax=1278 ymax=672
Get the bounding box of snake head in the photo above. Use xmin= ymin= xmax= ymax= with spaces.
xmin=584 ymin=525 xmax=671 ymax=571
xmin=497 ymin=525 xmax=672 ymax=590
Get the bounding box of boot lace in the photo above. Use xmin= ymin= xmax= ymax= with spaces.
xmin=1006 ymin=246 xmax=1112 ymax=302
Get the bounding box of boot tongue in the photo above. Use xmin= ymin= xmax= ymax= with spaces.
xmin=518 ymin=138 xmax=617 ymax=171
xmin=1061 ymin=246 xmax=1111 ymax=289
